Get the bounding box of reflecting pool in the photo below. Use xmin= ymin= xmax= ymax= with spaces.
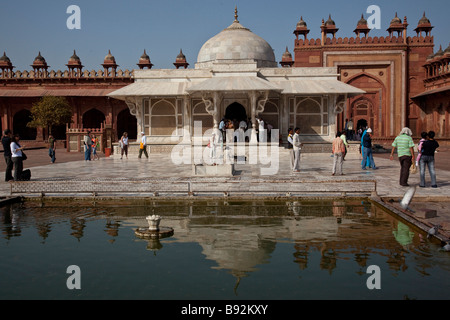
xmin=0 ymin=199 xmax=449 ymax=300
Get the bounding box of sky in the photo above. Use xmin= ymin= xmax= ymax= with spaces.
xmin=0 ymin=0 xmax=449 ymax=71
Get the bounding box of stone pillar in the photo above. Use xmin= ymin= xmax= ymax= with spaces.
xmin=249 ymin=91 xmax=258 ymax=143
xmin=212 ymin=92 xmax=222 ymax=129
xmin=183 ymin=96 xmax=191 ymax=138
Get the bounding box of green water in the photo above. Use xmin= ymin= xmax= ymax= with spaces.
xmin=0 ymin=199 xmax=449 ymax=300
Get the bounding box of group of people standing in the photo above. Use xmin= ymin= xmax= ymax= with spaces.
xmin=2 ymin=129 xmax=28 ymax=181
xmin=333 ymin=124 xmax=440 ymax=188
xmin=287 ymin=127 xmax=303 ymax=172
xmin=117 ymin=131 xmax=148 ymax=160
xmin=219 ymin=117 xmax=274 ymax=143
xmin=390 ymin=128 xmax=439 ymax=188
xmin=83 ymin=131 xmax=100 ymax=161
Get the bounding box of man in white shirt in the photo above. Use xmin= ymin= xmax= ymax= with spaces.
xmin=257 ymin=117 xmax=266 ymax=143
xmin=293 ymin=127 xmax=302 ymax=172
xmin=287 ymin=128 xmax=294 ymax=169
xmin=138 ymin=132 xmax=149 ymax=159
xmin=83 ymin=131 xmax=92 ymax=161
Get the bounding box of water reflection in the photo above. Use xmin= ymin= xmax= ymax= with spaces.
xmin=0 ymin=199 xmax=449 ymax=297
xmin=104 ymin=219 xmax=121 ymax=243
xmin=0 ymin=204 xmax=22 ymax=240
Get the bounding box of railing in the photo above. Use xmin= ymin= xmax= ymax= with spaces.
xmin=10 ymin=178 xmax=377 ymax=198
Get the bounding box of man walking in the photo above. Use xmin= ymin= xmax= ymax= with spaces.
xmin=48 ymin=134 xmax=56 ymax=163
xmin=139 ymin=131 xmax=149 ymax=159
xmin=332 ymin=132 xmax=346 ymax=176
xmin=362 ymin=128 xmax=377 ymax=170
xmin=83 ymin=131 xmax=92 ymax=161
xmin=2 ymin=129 xmax=13 ymax=181
xmin=292 ymin=127 xmax=302 ymax=172
xmin=390 ymin=127 xmax=415 ymax=187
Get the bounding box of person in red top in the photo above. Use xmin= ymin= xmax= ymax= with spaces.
xmin=332 ymin=131 xmax=346 ymax=176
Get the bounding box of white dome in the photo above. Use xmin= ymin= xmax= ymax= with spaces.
xmin=196 ymin=20 xmax=277 ymax=69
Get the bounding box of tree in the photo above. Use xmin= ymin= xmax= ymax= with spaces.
xmin=27 ymin=96 xmax=73 ymax=136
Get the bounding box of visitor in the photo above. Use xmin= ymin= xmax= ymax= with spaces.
xmin=83 ymin=131 xmax=92 ymax=161
xmin=208 ymin=129 xmax=222 ymax=165
xmin=48 ymin=134 xmax=56 ymax=163
xmin=416 ymin=131 xmax=428 ymax=167
xmin=340 ymin=131 xmax=348 ymax=160
xmin=239 ymin=119 xmax=247 ymax=130
xmin=227 ymin=119 xmax=234 ymax=130
xmin=257 ymin=117 xmax=266 ymax=143
xmin=219 ymin=118 xmax=226 ymax=142
xmin=138 ymin=132 xmax=149 ymax=159
xmin=10 ymin=134 xmax=25 ymax=181
xmin=419 ymin=130 xmax=439 ymax=188
xmin=332 ymin=132 xmax=346 ymax=176
xmin=287 ymin=128 xmax=294 ymax=170
xmin=120 ymin=132 xmax=129 ymax=159
xmin=91 ymin=134 xmax=100 ymax=160
xmin=292 ymin=127 xmax=302 ymax=172
xmin=389 ymin=127 xmax=415 ymax=187
xmin=347 ymin=118 xmax=354 ymax=140
xmin=361 ymin=128 xmax=377 ymax=170
xmin=2 ymin=129 xmax=13 ymax=181
xmin=360 ymin=127 xmax=371 ymax=168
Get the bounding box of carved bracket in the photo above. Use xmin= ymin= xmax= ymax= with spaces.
xmin=201 ymin=94 xmax=215 ymax=117
xmin=256 ymin=91 xmax=269 ymax=116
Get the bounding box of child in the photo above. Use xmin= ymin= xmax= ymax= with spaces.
xmin=92 ymin=135 xmax=100 ymax=160
xmin=416 ymin=131 xmax=428 ymax=167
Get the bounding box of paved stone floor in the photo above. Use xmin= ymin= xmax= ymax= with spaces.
xmin=1 ymin=147 xmax=449 ymax=241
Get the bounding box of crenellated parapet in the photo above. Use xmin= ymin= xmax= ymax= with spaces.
xmin=0 ymin=68 xmax=134 ymax=80
xmin=295 ymin=35 xmax=434 ymax=48
xmin=293 ymin=12 xmax=436 ymax=51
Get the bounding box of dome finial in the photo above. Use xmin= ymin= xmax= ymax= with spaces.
xmin=234 ymin=6 xmax=239 ymax=23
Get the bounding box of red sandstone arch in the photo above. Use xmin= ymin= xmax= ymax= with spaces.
xmin=116 ymin=108 xmax=137 ymax=140
xmin=345 ymin=73 xmax=387 ymax=137
xmin=13 ymin=109 xmax=36 ymax=140
xmin=82 ymin=108 xmax=105 ymax=129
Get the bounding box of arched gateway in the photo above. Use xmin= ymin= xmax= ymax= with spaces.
xmin=225 ymin=103 xmax=247 ymax=122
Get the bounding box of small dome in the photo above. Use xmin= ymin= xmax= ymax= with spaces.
xmin=34 ymin=51 xmax=46 ymax=63
xmin=390 ymin=13 xmax=402 ymax=25
xmin=69 ymin=50 xmax=81 ymax=62
xmin=444 ymin=43 xmax=450 ymax=55
xmin=0 ymin=52 xmax=11 ymax=63
xmin=140 ymin=49 xmax=150 ymax=61
xmin=426 ymin=53 xmax=435 ymax=61
xmin=419 ymin=12 xmax=430 ymax=25
xmin=325 ymin=14 xmax=335 ymax=26
xmin=434 ymin=45 xmax=444 ymax=57
xmin=296 ymin=16 xmax=307 ymax=28
xmin=104 ymin=50 xmax=116 ymax=63
xmin=282 ymin=47 xmax=292 ymax=59
xmin=176 ymin=49 xmax=186 ymax=61
xmin=357 ymin=14 xmax=368 ymax=26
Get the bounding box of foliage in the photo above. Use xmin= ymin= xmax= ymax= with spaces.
xmin=27 ymin=96 xmax=73 ymax=134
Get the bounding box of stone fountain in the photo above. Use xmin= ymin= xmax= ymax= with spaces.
xmin=135 ymin=214 xmax=174 ymax=239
